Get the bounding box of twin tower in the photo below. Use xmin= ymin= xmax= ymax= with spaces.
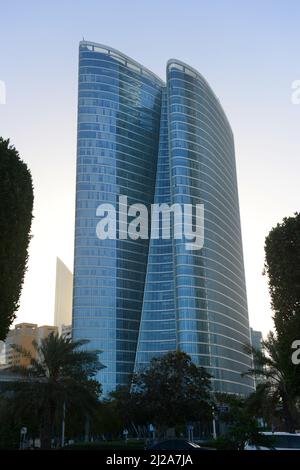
xmin=72 ymin=41 xmax=254 ymax=395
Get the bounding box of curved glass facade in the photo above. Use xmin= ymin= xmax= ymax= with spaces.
xmin=73 ymin=42 xmax=163 ymax=394
xmin=73 ymin=42 xmax=254 ymax=395
xmin=166 ymin=61 xmax=253 ymax=393
xmin=135 ymin=90 xmax=176 ymax=367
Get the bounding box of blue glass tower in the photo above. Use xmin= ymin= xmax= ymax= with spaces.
xmin=73 ymin=41 xmax=254 ymax=395
xmin=135 ymin=90 xmax=177 ymax=366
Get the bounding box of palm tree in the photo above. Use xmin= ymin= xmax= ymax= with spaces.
xmin=8 ymin=332 xmax=104 ymax=448
xmin=243 ymin=331 xmax=299 ymax=432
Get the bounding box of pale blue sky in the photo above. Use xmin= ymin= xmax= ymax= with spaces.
xmin=0 ymin=0 xmax=299 ymax=334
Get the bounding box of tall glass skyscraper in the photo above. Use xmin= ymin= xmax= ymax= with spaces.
xmin=73 ymin=41 xmax=254 ymax=396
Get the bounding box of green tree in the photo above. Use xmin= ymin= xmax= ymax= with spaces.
xmin=91 ymin=400 xmax=123 ymax=439
xmin=0 ymin=392 xmax=40 ymax=449
xmin=243 ymin=333 xmax=300 ymax=432
xmin=63 ymin=399 xmax=125 ymax=441
xmin=214 ymin=393 xmax=272 ymax=450
xmin=127 ymin=351 xmax=212 ymax=435
xmin=244 ymin=213 xmax=300 ymax=433
xmin=0 ymin=137 xmax=34 ymax=340
xmin=264 ymin=212 xmax=300 ymax=384
xmin=108 ymin=386 xmax=143 ymax=433
xmin=264 ymin=212 xmax=300 ymax=337
xmin=7 ymin=333 xmax=104 ymax=448
xmin=245 ymin=382 xmax=282 ymax=431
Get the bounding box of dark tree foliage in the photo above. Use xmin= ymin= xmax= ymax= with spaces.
xmin=243 ymin=334 xmax=300 ymax=432
xmin=123 ymin=351 xmax=212 ymax=432
xmin=214 ymin=393 xmax=273 ymax=450
xmin=264 ymin=212 xmax=300 ymax=340
xmin=264 ymin=213 xmax=300 ymax=401
xmin=0 ymin=393 xmax=40 ymax=449
xmin=109 ymin=385 xmax=143 ymax=429
xmin=245 ymin=383 xmax=282 ymax=430
xmin=0 ymin=137 xmax=34 ymax=340
xmin=6 ymin=333 xmax=104 ymax=449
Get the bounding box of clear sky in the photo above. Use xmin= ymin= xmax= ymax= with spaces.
xmin=0 ymin=0 xmax=299 ymax=335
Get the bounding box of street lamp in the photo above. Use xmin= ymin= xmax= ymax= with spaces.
xmin=212 ymin=406 xmax=217 ymax=440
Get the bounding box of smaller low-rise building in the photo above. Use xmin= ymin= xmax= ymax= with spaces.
xmin=4 ymin=323 xmax=58 ymax=367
